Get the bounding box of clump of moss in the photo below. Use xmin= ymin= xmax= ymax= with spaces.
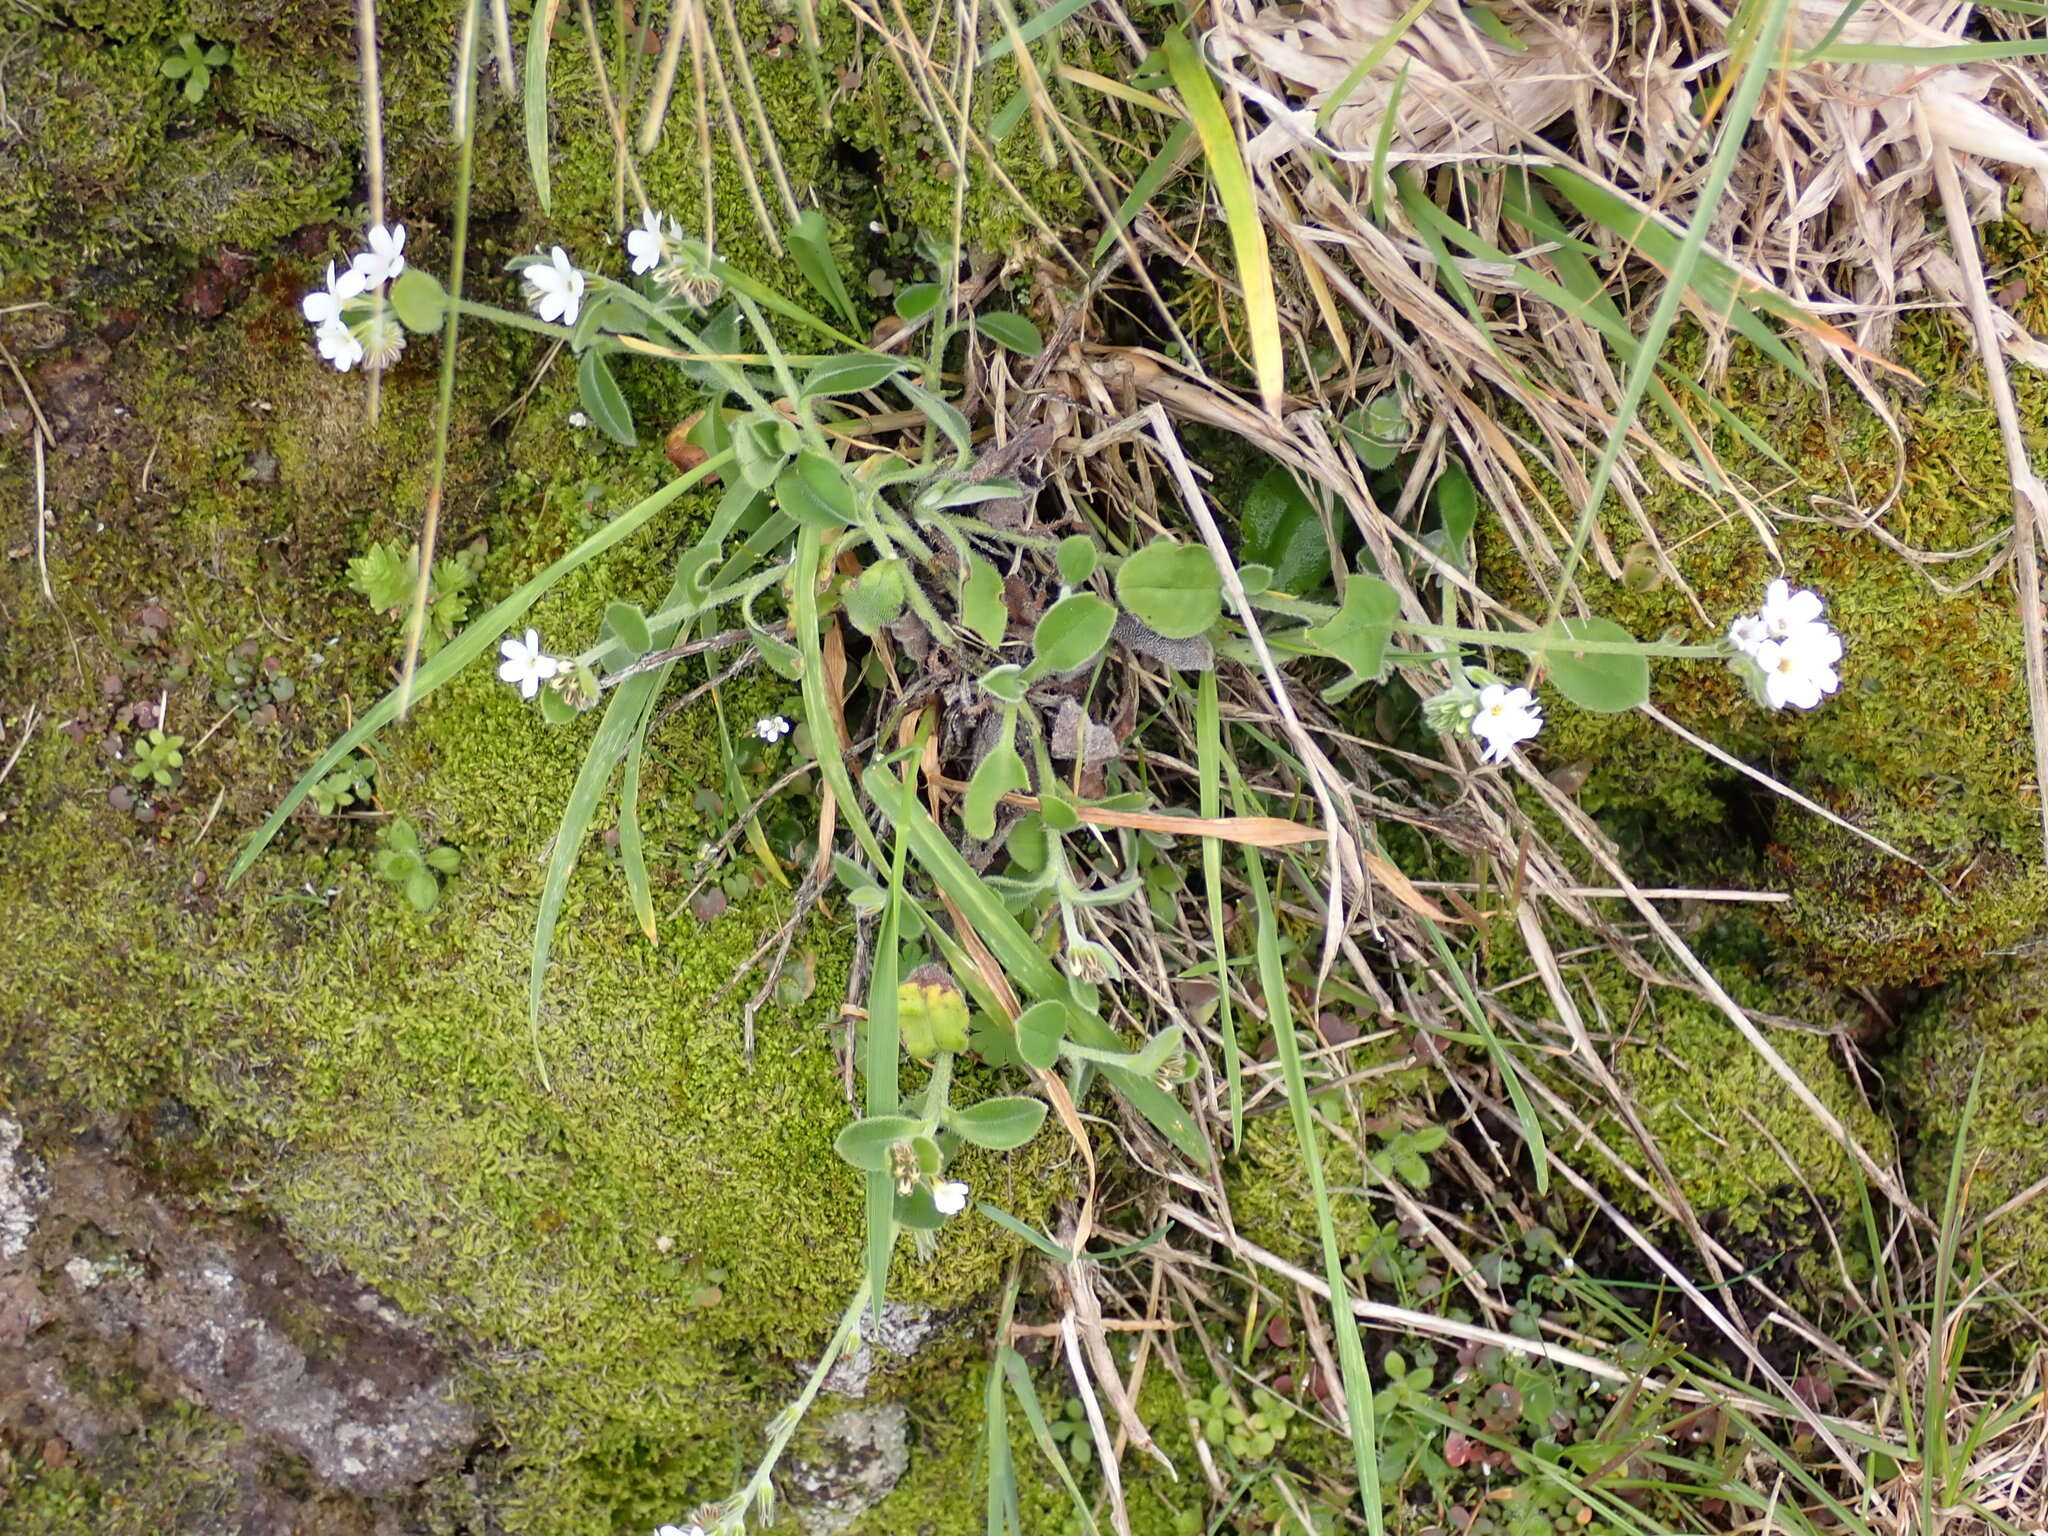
xmin=1896 ymin=954 xmax=2048 ymax=1304
xmin=1476 ymin=306 xmax=2048 ymax=988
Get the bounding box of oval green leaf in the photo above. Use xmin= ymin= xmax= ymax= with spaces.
xmin=802 ymin=354 xmax=906 ymax=398
xmin=947 ymin=1095 xmax=1048 ymax=1151
xmin=894 ymin=282 xmax=942 ymax=320
xmin=389 ymin=268 xmax=448 ymax=334
xmin=1030 ymin=592 xmax=1115 ymax=675
xmin=1239 ymin=465 xmax=1331 ymax=595
xmin=1015 ymin=999 xmax=1068 ymax=1070
xmin=1115 ymin=539 xmax=1221 ymax=641
xmin=576 ymin=348 xmax=635 ymax=447
xmin=975 ymin=311 xmax=1043 ymax=356
xmin=1056 ymin=535 xmax=1098 ymax=586
xmin=603 ymin=601 xmax=653 ymax=660
xmin=833 ymin=1114 xmax=922 ymax=1172
xmin=1537 ymin=617 xmax=1649 ymax=713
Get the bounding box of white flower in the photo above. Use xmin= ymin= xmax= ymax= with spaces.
xmin=1470 ymin=684 xmax=1543 ymax=763
xmin=1758 ymin=578 xmax=1826 ymax=640
xmin=1755 ymin=624 xmax=1843 ymax=711
xmin=653 ymin=1526 xmax=703 ymax=1536
xmin=754 ymin=715 xmax=791 ymax=743
xmin=1726 ymin=613 xmax=1769 ymax=657
xmin=931 ymin=1180 xmax=970 ymax=1216
xmin=498 ymin=628 xmax=561 ymax=700
xmin=568 ymin=411 xmax=590 ymax=429
xmin=350 ymin=222 xmax=407 ymax=287
xmin=522 ymin=245 xmax=585 ymax=325
xmin=315 ymin=317 xmax=365 ymax=372
xmin=301 ymin=261 xmax=367 ymax=327
xmin=626 ymin=207 xmax=679 ymax=276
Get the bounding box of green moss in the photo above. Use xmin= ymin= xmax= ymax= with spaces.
xmin=1897 ymin=956 xmax=2048 ymax=1304
xmin=1494 ymin=943 xmax=1892 ymax=1237
xmin=1476 ymin=307 xmax=2048 ymax=986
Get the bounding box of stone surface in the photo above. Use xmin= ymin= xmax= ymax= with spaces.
xmin=783 ymin=1403 xmax=911 ymax=1536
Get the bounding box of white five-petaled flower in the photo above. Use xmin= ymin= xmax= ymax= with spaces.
xmin=1754 ymin=624 xmax=1843 ymax=711
xmin=754 ymin=715 xmax=792 ymax=744
xmin=626 ymin=208 xmax=679 ymax=276
xmin=1726 ymin=577 xmax=1844 ymax=710
xmin=315 ymin=317 xmax=365 ymax=372
xmin=1470 ymin=684 xmax=1543 ymax=763
xmin=1758 ymin=577 xmax=1826 ymax=641
xmin=1726 ymin=613 xmax=1769 ymax=656
xmin=498 ymin=628 xmax=561 ymax=700
xmin=523 ymin=245 xmax=585 ymax=325
xmin=350 ymin=222 xmax=408 ymax=287
xmin=301 ymin=261 xmax=367 ymax=327
xmin=931 ymin=1180 xmax=970 ymax=1217
xmin=653 ymin=1525 xmax=704 ymax=1536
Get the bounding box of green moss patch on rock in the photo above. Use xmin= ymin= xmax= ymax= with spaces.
xmin=1897 ymin=954 xmax=2048 ymax=1306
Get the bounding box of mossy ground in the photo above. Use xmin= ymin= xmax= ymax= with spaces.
xmin=0 ymin=1 xmax=1091 ymax=1529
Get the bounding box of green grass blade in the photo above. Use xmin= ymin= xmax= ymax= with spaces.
xmin=1092 ymin=119 xmax=1194 ymax=263
xmin=979 ymin=0 xmax=1094 ymax=64
xmin=1313 ymin=0 xmax=1432 ymax=130
xmin=1230 ymin=809 xmax=1382 ymax=1536
xmin=1196 ymin=670 xmax=1242 ymax=1147
xmin=226 ymin=452 xmax=732 ymax=886
xmin=1545 ymin=0 xmax=1796 ymax=616
xmin=976 ymin=1201 xmax=1076 ymax=1263
xmin=618 ymin=696 xmax=658 ymax=945
xmin=1000 ymin=1348 xmax=1102 ymax=1534
xmin=1421 ymin=918 xmax=1548 ymax=1192
xmin=1162 ymin=25 xmax=1284 ymax=416
xmin=862 ymin=748 xmax=916 ymax=1326
xmin=523 ymin=0 xmax=556 ymax=212
xmin=528 ymin=547 xmax=707 ymax=1078
xmin=1811 ymin=37 xmax=2048 ymax=64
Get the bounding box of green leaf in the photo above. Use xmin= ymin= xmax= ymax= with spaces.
xmin=576 ymin=348 xmax=635 ymax=446
xmin=845 ymin=559 xmax=909 ymax=636
xmin=1055 ymin=535 xmax=1097 ymax=586
xmin=386 ymin=817 xmax=419 ymax=853
xmin=1015 ymin=999 xmax=1068 ymax=1070
xmin=160 ymin=54 xmax=191 ymax=78
xmin=834 ymin=1114 xmax=923 ymax=1172
xmin=537 ymin=686 xmax=577 ymax=725
xmin=1341 ymin=392 xmax=1407 ymax=470
xmin=523 ymin=0 xmax=555 ymax=212
xmin=978 ymin=664 xmax=1026 ymax=706
xmin=975 ymin=312 xmax=1042 ymax=356
xmin=425 ymin=845 xmax=463 ymax=874
xmin=948 ymin=1096 xmax=1048 ymax=1150
xmin=788 ymin=208 xmax=859 ymax=327
xmin=1536 ymin=617 xmax=1649 ymax=712
xmin=1432 ymin=460 xmax=1478 ymax=566
xmin=1115 ymin=539 xmax=1220 ymax=640
xmin=964 ymin=742 xmax=1028 ymax=841
xmin=1304 ymin=575 xmax=1400 ymax=683
xmin=404 ymin=869 xmax=440 ymax=911
xmin=895 ymin=377 xmax=972 ymax=460
xmin=1029 ymin=593 xmax=1115 ymax=675
xmin=802 ymin=354 xmax=906 ymax=398
xmin=960 ymin=556 xmax=1007 ymax=648
xmin=924 ymin=477 xmax=1024 ymax=510
xmin=733 ymin=413 xmax=791 ymax=491
xmin=603 ymin=601 xmax=653 ymax=660
xmin=895 ymin=282 xmax=942 ymax=321
xmin=1240 ymin=465 xmax=1331 ymax=594
xmin=389 ymin=268 xmax=447 ymax=333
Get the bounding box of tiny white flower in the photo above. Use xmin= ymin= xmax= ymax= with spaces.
xmin=1755 ymin=624 xmax=1843 ymax=711
xmin=1469 ymin=684 xmax=1543 ymax=763
xmin=931 ymin=1180 xmax=970 ymax=1216
xmin=653 ymin=1526 xmax=703 ymax=1536
xmin=301 ymin=261 xmax=367 ymax=327
xmin=568 ymin=411 xmax=590 ymax=429
xmin=523 ymin=245 xmax=585 ymax=325
xmin=350 ymin=222 xmax=407 ymax=287
xmin=1758 ymin=578 xmax=1826 ymax=640
xmin=498 ymin=627 xmax=561 ymax=700
xmin=315 ymin=317 xmax=365 ymax=372
xmin=1726 ymin=613 xmax=1769 ymax=656
xmin=626 ymin=207 xmax=679 ymax=276
xmin=754 ymin=714 xmax=791 ymax=744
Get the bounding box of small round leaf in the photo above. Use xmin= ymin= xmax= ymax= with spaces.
xmin=1537 ymin=617 xmax=1649 ymax=713
xmin=1030 ymin=592 xmax=1115 ymax=675
xmin=1115 ymin=540 xmax=1221 ymax=641
xmin=833 ymin=1114 xmax=922 ymax=1172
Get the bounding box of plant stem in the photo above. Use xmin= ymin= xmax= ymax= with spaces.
xmin=1394 ymin=620 xmax=1725 ymax=660
xmin=730 ymin=1276 xmax=873 ymax=1521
